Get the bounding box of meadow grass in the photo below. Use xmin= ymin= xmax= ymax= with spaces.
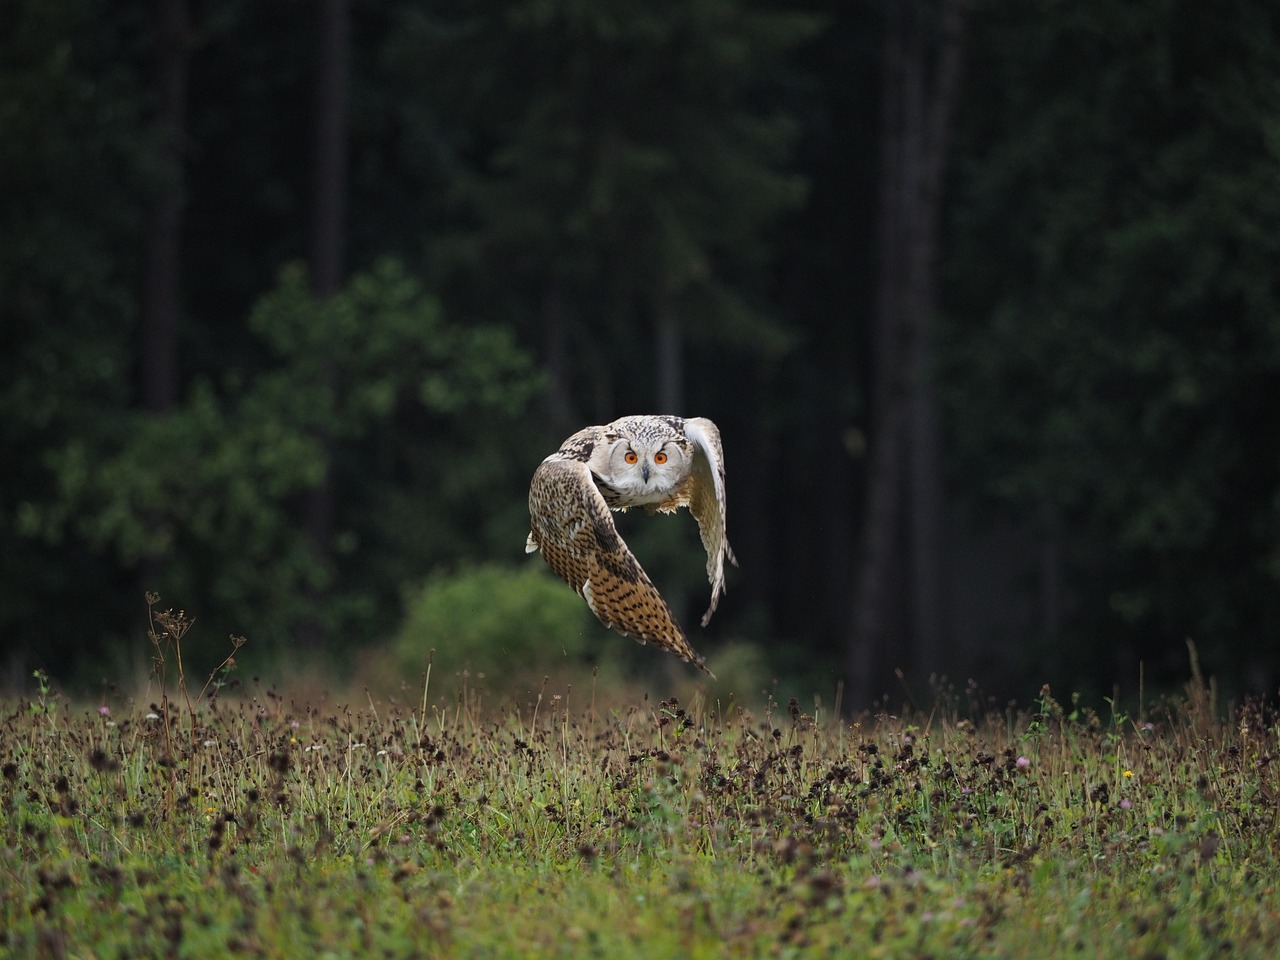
xmin=2 ymin=654 xmax=1279 ymax=959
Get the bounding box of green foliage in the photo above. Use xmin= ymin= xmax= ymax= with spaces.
xmin=941 ymin=0 xmax=1280 ymax=679
xmin=23 ymin=261 xmax=543 ymax=664
xmin=248 ymin=261 xmax=528 ymax=425
xmin=395 ymin=563 xmax=595 ymax=682
xmin=0 ymin=0 xmax=147 ymax=649
xmin=2 ymin=680 xmax=1279 ymax=957
xmin=245 ymin=260 xmax=542 ymax=433
xmin=6 ymin=0 xmax=1280 ymax=700
xmin=390 ymin=0 xmax=820 ymax=381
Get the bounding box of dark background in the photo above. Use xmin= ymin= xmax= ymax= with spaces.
xmin=3 ymin=0 xmax=1278 ymax=707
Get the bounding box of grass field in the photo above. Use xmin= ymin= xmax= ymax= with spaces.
xmin=2 ymin=656 xmax=1278 ymax=959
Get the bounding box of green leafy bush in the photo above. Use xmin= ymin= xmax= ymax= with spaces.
xmin=395 ymin=563 xmax=594 ymax=681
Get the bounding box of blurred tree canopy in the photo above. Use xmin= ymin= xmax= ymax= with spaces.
xmin=2 ymin=0 xmax=1278 ymax=703
xmin=942 ymin=0 xmax=1280 ymax=691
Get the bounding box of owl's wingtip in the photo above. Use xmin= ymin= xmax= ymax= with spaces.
xmin=700 ymin=590 xmax=724 ymax=628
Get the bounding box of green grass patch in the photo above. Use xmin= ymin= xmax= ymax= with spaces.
xmin=3 ymin=666 xmax=1279 ymax=958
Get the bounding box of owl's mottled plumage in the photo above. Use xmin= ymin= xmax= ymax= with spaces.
xmin=526 ymin=415 xmax=736 ymax=676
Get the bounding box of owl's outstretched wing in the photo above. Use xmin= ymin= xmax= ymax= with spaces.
xmin=527 ymin=457 xmax=713 ymax=676
xmin=679 ymin=417 xmax=737 ymax=627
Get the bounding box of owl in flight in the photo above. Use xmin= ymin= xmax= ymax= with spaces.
xmin=526 ymin=415 xmax=736 ymax=676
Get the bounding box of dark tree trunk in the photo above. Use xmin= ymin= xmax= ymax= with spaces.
xmin=141 ymin=0 xmax=189 ymax=413
xmin=905 ymin=0 xmax=968 ymax=686
xmin=656 ymin=298 xmax=683 ymax=415
xmin=848 ymin=0 xmax=911 ymax=707
xmin=299 ymin=0 xmax=350 ymax=649
xmin=849 ymin=397 xmax=909 ymax=705
xmin=1038 ymin=498 xmax=1064 ymax=646
xmin=849 ymin=0 xmax=968 ymax=708
xmin=137 ymin=0 xmax=189 ymax=604
xmin=312 ymin=0 xmax=349 ymax=300
xmin=542 ymin=281 xmax=575 ymax=433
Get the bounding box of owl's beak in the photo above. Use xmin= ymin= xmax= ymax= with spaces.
xmin=641 ymin=463 xmax=650 ymax=482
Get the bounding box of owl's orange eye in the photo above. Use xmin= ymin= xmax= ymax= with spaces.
xmin=653 ymin=452 xmax=668 ymax=465
xmin=624 ymin=451 xmax=638 ymax=464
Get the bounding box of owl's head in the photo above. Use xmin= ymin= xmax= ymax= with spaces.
xmin=600 ymin=428 xmax=690 ymax=503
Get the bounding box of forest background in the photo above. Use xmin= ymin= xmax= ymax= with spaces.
xmin=3 ymin=0 xmax=1278 ymax=709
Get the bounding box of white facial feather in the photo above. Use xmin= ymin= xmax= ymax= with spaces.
xmin=595 ymin=434 xmax=689 ymax=506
